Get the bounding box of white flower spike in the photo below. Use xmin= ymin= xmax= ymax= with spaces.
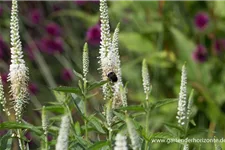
xmin=0 ymin=76 xmax=10 ymax=116
xmin=56 ymin=115 xmax=70 ymax=150
xmin=8 ymin=0 xmax=29 ymax=122
xmin=114 ymin=133 xmax=128 ymax=150
xmin=142 ymin=59 xmax=150 ymax=100
xmin=99 ymin=0 xmax=127 ymax=108
xmin=176 ymin=65 xmax=187 ymax=126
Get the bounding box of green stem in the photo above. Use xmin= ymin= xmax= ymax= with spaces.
xmin=17 ymin=129 xmax=25 ymax=150
xmin=82 ymin=80 xmax=89 ymax=140
xmin=83 ymin=98 xmax=88 ymax=140
xmin=145 ymin=101 xmax=150 ymax=150
xmin=45 ymin=132 xmax=48 ymax=150
xmin=109 ymin=128 xmax=112 ymax=149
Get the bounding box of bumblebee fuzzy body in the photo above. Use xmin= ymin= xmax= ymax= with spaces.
xmin=107 ymin=72 xmax=118 ymax=83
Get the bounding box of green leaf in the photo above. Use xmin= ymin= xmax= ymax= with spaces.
xmin=152 ymin=98 xmax=177 ymax=109
xmin=71 ymin=93 xmax=85 ymax=115
xmin=75 ymin=122 xmax=81 ymax=136
xmin=73 ymin=69 xmax=83 ymax=79
xmin=186 ymin=128 xmax=210 ymax=138
xmin=0 ymin=130 xmax=12 ymax=150
xmin=88 ymin=115 xmax=106 ymax=134
xmin=51 ymin=10 xmax=98 ymax=26
xmin=53 ymin=86 xmax=82 ymax=96
xmin=150 ymin=132 xmax=175 ymax=140
xmin=87 ymin=80 xmax=108 ymax=91
xmin=41 ymin=105 xmax=64 ymax=113
xmin=88 ymin=141 xmax=109 ymax=150
xmin=116 ymin=105 xmax=145 ymax=112
xmin=170 ymin=27 xmax=198 ymax=79
xmin=214 ymin=1 xmax=225 ymax=18
xmin=119 ymin=32 xmax=155 ymax=54
xmin=113 ymin=111 xmax=126 ymax=121
xmin=164 ymin=123 xmax=184 ymax=134
xmin=0 ymin=122 xmax=42 ymax=135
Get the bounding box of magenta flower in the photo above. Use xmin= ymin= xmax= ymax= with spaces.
xmin=29 ymin=9 xmax=42 ymax=24
xmin=194 ymin=12 xmax=209 ymax=30
xmin=38 ymin=37 xmax=64 ymax=54
xmin=213 ymin=39 xmax=225 ymax=53
xmin=61 ymin=68 xmax=73 ymax=82
xmin=28 ymin=83 xmax=39 ymax=95
xmin=86 ymin=24 xmax=101 ymax=45
xmin=46 ymin=22 xmax=62 ymax=37
xmin=74 ymin=1 xmax=87 ymax=6
xmin=47 ymin=134 xmax=53 ymax=141
xmin=192 ymin=45 xmax=208 ymax=63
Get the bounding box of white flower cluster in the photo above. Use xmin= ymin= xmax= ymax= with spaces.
xmin=114 ymin=133 xmax=128 ymax=150
xmin=176 ymin=65 xmax=187 ymax=126
xmin=83 ymin=43 xmax=89 ymax=80
xmin=99 ymin=0 xmax=127 ymax=108
xmin=42 ymin=106 xmax=48 ymax=135
xmin=8 ymin=0 xmax=29 ymax=122
xmin=56 ymin=115 xmax=70 ymax=150
xmin=126 ymin=118 xmax=141 ymax=150
xmin=142 ymin=59 xmax=150 ymax=100
xmin=183 ymin=143 xmax=189 ymax=150
xmin=0 ymin=76 xmax=10 ymax=116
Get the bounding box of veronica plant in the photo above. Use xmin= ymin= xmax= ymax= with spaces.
xmin=99 ymin=0 xmax=127 ymax=109
xmin=5 ymin=0 xmax=29 ymax=150
xmin=8 ymin=0 xmax=29 ymax=122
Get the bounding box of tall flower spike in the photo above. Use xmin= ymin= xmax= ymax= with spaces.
xmin=176 ymin=65 xmax=187 ymax=126
xmin=142 ymin=59 xmax=150 ymax=100
xmin=8 ymin=0 xmax=29 ymax=122
xmin=126 ymin=117 xmax=141 ymax=150
xmin=214 ymin=137 xmax=222 ymax=150
xmin=114 ymin=133 xmax=128 ymax=150
xmin=42 ymin=106 xmax=48 ymax=135
xmin=186 ymin=89 xmax=194 ymax=123
xmin=111 ymin=23 xmax=127 ymax=108
xmin=56 ymin=115 xmax=70 ymax=150
xmin=99 ymin=0 xmax=127 ymax=109
xmin=183 ymin=143 xmax=189 ymax=150
xmin=83 ymin=43 xmax=89 ymax=80
xmin=99 ymin=0 xmax=112 ymax=102
xmin=0 ymin=76 xmax=10 ymax=116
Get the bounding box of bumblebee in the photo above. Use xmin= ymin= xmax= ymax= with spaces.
xmin=107 ymin=72 xmax=118 ymax=83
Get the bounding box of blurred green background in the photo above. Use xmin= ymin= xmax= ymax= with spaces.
xmin=0 ymin=1 xmax=225 ymax=149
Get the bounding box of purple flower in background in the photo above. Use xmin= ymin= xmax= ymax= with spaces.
xmin=213 ymin=39 xmax=225 ymax=53
xmin=1 ymin=73 xmax=8 ymax=85
xmin=29 ymin=9 xmax=42 ymax=24
xmin=61 ymin=68 xmax=73 ymax=82
xmin=53 ymin=4 xmax=62 ymax=12
xmin=74 ymin=1 xmax=87 ymax=6
xmin=25 ymin=42 xmax=36 ymax=60
xmin=91 ymin=0 xmax=99 ymax=3
xmin=86 ymin=24 xmax=101 ymax=45
xmin=0 ymin=36 xmax=9 ymax=60
xmin=194 ymin=12 xmax=209 ymax=30
xmin=46 ymin=22 xmax=62 ymax=37
xmin=192 ymin=45 xmax=208 ymax=63
xmin=28 ymin=83 xmax=39 ymax=95
xmin=38 ymin=37 xmax=64 ymax=54
xmin=0 ymin=7 xmax=3 ymax=17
